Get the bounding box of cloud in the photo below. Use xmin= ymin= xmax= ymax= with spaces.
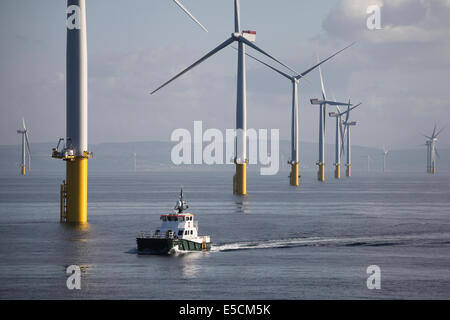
xmin=324 ymin=0 xmax=450 ymax=43
xmin=305 ymin=0 xmax=450 ymax=148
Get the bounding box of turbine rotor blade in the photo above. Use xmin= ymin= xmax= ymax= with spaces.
xmin=320 ymin=100 xmax=351 ymax=106
xmin=151 ymin=37 xmax=235 ymax=94
xmin=25 ymin=132 xmax=31 ymax=160
xmin=232 ymin=46 xmax=292 ymax=80
xmin=173 ymin=0 xmax=208 ymax=32
xmin=347 ymin=102 xmax=362 ymax=113
xmin=240 ymin=37 xmax=299 ymax=75
xmin=435 ymin=126 xmax=446 ymax=137
xmin=295 ymin=42 xmax=355 ymax=79
xmin=318 ymin=64 xmax=326 ymax=101
xmin=318 ymin=61 xmax=327 ymax=131
xmin=345 ymin=104 xmax=350 ymax=123
xmin=421 ymin=133 xmax=432 ymax=140
xmin=234 ymin=0 xmax=240 ymax=33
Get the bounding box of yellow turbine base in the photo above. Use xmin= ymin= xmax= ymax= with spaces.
xmin=65 ymin=158 xmax=88 ymax=224
xmin=346 ymin=165 xmax=351 ymax=177
xmin=233 ymin=163 xmax=247 ymax=195
xmin=290 ymin=163 xmax=299 ymax=186
xmin=335 ymin=164 xmax=341 ymax=179
xmin=21 ymin=165 xmax=26 ymax=176
xmin=317 ymin=164 xmax=325 ymax=182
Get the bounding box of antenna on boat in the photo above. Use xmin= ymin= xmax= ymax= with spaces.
xmin=175 ymin=186 xmax=188 ymax=213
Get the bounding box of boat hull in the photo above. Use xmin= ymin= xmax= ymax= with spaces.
xmin=136 ymin=238 xmax=211 ymax=254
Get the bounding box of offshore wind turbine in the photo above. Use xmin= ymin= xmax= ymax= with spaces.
xmin=363 ymin=155 xmax=371 ymax=173
xmin=52 ymin=0 xmax=92 ymax=224
xmin=310 ymin=64 xmax=353 ymax=182
xmin=50 ymin=0 xmax=210 ymax=224
xmin=341 ymin=99 xmax=363 ymax=177
xmin=328 ymin=102 xmax=361 ymax=179
xmin=423 ymin=125 xmax=444 ymax=174
xmin=151 ymin=0 xmax=295 ymax=195
xmin=343 ymin=120 xmax=357 ymax=177
xmin=239 ymin=44 xmax=354 ymax=186
xmin=382 ymin=146 xmax=389 ymax=173
xmin=173 ymin=0 xmax=208 ymax=32
xmin=17 ymin=118 xmax=31 ymax=176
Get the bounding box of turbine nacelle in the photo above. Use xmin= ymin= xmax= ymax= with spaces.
xmin=232 ymin=30 xmax=256 ymax=43
xmin=343 ymin=121 xmax=357 ymax=126
xmin=242 ymin=30 xmax=256 ymax=42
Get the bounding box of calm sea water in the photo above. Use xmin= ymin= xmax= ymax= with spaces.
xmin=0 ymin=170 xmax=449 ymax=299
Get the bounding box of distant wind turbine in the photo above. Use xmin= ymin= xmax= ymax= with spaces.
xmin=310 ymin=62 xmax=356 ymax=182
xmin=341 ymin=101 xmax=362 ymax=177
xmin=423 ymin=124 xmax=444 ymax=174
xmin=382 ymin=146 xmax=389 ymax=173
xmin=328 ymin=101 xmax=361 ymax=179
xmin=17 ymin=118 xmax=31 ymax=176
xmin=362 ymin=155 xmax=371 ymax=173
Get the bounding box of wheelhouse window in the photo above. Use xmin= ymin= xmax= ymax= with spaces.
xmin=178 ymin=230 xmax=183 ymax=236
xmin=161 ymin=216 xmax=167 ymax=221
xmin=190 ymin=230 xmax=193 ymax=235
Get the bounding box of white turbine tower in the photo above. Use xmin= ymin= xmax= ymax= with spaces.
xmin=425 ymin=140 xmax=431 ymax=173
xmin=341 ymin=101 xmax=361 ymax=177
xmin=340 ymin=101 xmax=363 ymax=177
xmin=239 ymin=44 xmax=354 ymax=186
xmin=173 ymin=0 xmax=208 ymax=32
xmin=382 ymin=146 xmax=389 ymax=173
xmin=364 ymin=155 xmax=371 ymax=173
xmin=423 ymin=125 xmax=444 ymax=174
xmin=17 ymin=118 xmax=31 ymax=176
xmin=343 ymin=120 xmax=357 ymax=177
xmin=151 ymin=0 xmax=295 ymax=195
xmin=328 ymin=102 xmax=361 ymax=179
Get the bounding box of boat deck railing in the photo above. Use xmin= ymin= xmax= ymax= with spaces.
xmin=138 ymin=232 xmax=177 ymax=239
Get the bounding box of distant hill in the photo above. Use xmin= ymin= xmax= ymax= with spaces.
xmin=0 ymin=140 xmax=448 ymax=175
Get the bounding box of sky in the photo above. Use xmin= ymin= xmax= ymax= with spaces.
xmin=1 ymin=0 xmax=449 ymax=150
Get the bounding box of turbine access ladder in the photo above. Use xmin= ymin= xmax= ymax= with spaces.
xmin=60 ymin=180 xmax=68 ymax=222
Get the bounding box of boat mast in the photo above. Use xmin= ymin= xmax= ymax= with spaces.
xmin=175 ymin=188 xmax=189 ymax=213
